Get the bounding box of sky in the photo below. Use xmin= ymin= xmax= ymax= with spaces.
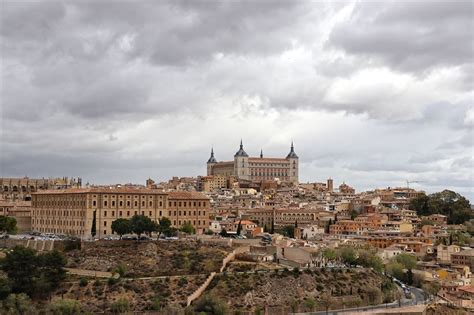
xmin=0 ymin=1 xmax=473 ymax=201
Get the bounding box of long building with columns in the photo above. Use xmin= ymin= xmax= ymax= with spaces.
xmin=206 ymin=141 xmax=299 ymax=183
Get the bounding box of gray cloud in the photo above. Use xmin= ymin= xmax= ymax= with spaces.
xmin=327 ymin=1 xmax=473 ymax=73
xmin=1 ymin=1 xmax=472 ymax=201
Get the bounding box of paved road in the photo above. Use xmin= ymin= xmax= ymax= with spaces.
xmin=291 ymin=282 xmax=428 ymax=315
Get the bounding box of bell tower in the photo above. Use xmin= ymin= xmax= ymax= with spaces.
xmin=234 ymin=140 xmax=250 ymax=180
xmin=286 ymin=141 xmax=299 ymax=183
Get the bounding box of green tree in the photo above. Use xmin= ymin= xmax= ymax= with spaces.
xmin=304 ymin=297 xmax=316 ymax=311
xmin=130 ymin=215 xmax=153 ymax=239
xmin=219 ymin=228 xmax=228 ymax=237
xmin=410 ymin=190 xmax=472 ymax=224
xmin=0 ymin=277 xmax=11 ymax=300
xmin=0 ymin=216 xmax=17 ymax=234
xmin=180 ymin=221 xmax=195 ymax=234
xmin=422 ymin=282 xmax=440 ymax=299
xmin=0 ymin=246 xmax=38 ymax=296
xmin=236 ymin=220 xmax=242 ymax=236
xmin=48 ymin=299 xmax=83 ymax=315
xmin=91 ymin=210 xmax=97 ymax=237
xmin=406 ymin=268 xmax=414 ymax=285
xmin=281 ymin=225 xmax=295 ymax=238
xmin=339 ymin=247 xmax=357 ymax=267
xmin=38 ymin=250 xmax=67 ymax=290
xmin=350 ymin=210 xmax=359 ymax=220
xmin=318 ymin=292 xmax=333 ymax=314
xmin=385 ymin=262 xmax=405 ymax=281
xmin=394 ymin=253 xmax=417 ymax=270
xmin=193 ymin=294 xmax=229 ymax=315
xmin=157 ymin=217 xmax=172 ymax=238
xmin=1 ymin=293 xmax=33 ymax=315
xmin=322 ymin=248 xmax=337 ymax=262
xmin=270 ymin=219 xmax=275 ymax=234
xmin=357 ymin=249 xmax=383 ymax=272
xmin=111 ymin=219 xmax=131 ymax=239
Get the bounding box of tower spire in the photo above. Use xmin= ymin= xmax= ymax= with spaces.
xmin=260 ymin=149 xmax=263 ymax=158
xmin=207 ymin=147 xmax=217 ymax=163
xmin=240 ymin=139 xmax=243 ymax=149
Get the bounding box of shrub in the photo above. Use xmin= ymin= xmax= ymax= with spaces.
xmin=111 ymin=298 xmax=130 ymax=314
xmin=113 ymin=264 xmax=127 ymax=278
xmin=79 ymin=277 xmax=88 ymax=287
xmin=178 ymin=276 xmax=188 ymax=286
xmin=48 ymin=299 xmax=83 ymax=315
xmin=108 ymin=276 xmax=120 ymax=286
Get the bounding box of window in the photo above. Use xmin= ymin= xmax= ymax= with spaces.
xmin=159 ymin=211 xmax=162 ymax=216
xmin=104 ymin=201 xmax=108 ymax=207
xmin=142 ymin=201 xmax=145 ymax=207
xmin=119 ymin=211 xmax=122 ymax=216
xmin=142 ymin=211 xmax=144 ymax=215
xmin=119 ymin=201 xmax=123 ymax=207
xmin=135 ymin=201 xmax=138 ymax=207
xmin=149 ymin=201 xmax=152 ymax=206
xmin=127 ymin=211 xmax=130 ymax=216
xmin=149 ymin=211 xmax=152 ymax=216
xmin=104 ymin=211 xmax=107 ymax=216
xmin=134 ymin=211 xmax=137 ymax=215
xmin=104 ymin=221 xmax=107 ymax=226
xmin=112 ymin=211 xmax=115 ymax=216
xmin=103 ymin=230 xmax=106 ymax=235
xmin=127 ymin=201 xmax=131 ymax=207
xmin=93 ymin=201 xmax=96 ymax=207
xmin=159 ymin=201 xmax=162 ymax=207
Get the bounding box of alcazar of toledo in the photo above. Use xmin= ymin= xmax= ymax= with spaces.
xmin=206 ymin=141 xmax=299 ymax=184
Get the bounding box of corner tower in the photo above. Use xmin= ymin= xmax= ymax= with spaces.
xmin=286 ymin=141 xmax=299 ymax=183
xmin=234 ymin=140 xmax=250 ymax=180
xmin=207 ymin=148 xmax=217 ymax=175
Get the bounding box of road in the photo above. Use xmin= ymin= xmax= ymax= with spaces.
xmin=291 ymin=283 xmax=428 ymax=315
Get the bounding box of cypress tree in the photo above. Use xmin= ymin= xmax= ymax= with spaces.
xmin=91 ymin=210 xmax=97 ymax=237
xmin=236 ymin=220 xmax=242 ymax=236
xmin=270 ymin=219 xmax=275 ymax=234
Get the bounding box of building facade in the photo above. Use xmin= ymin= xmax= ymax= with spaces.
xmin=206 ymin=141 xmax=299 ymax=183
xmin=1 ymin=177 xmax=82 ymax=201
xmin=31 ymin=188 xmax=210 ymax=238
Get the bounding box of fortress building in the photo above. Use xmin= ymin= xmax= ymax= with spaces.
xmin=206 ymin=141 xmax=299 ymax=184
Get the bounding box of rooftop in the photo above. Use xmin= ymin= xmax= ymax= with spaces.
xmin=32 ymin=188 xmax=167 ymax=195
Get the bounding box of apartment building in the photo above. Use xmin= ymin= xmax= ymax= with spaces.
xmin=437 ymin=245 xmax=461 ymax=264
xmin=451 ymin=249 xmax=474 ymax=270
xmin=31 ymin=188 xmax=210 ymax=238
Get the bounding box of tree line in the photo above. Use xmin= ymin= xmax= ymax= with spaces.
xmin=0 ymin=246 xmax=67 ymax=300
xmin=410 ymin=190 xmax=472 ymax=225
xmin=111 ymin=215 xmax=195 ymax=239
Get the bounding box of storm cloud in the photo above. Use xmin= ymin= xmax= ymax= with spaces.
xmin=1 ymin=1 xmax=472 ymax=200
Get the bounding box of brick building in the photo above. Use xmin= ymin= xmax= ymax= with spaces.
xmin=31 ymin=188 xmax=210 ymax=238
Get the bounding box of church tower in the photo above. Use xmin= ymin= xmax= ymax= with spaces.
xmin=206 ymin=148 xmax=217 ymax=175
xmin=234 ymin=140 xmax=250 ymax=180
xmin=286 ymin=141 xmax=299 ymax=183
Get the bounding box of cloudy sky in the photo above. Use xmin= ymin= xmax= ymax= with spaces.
xmin=1 ymin=1 xmax=473 ymax=200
